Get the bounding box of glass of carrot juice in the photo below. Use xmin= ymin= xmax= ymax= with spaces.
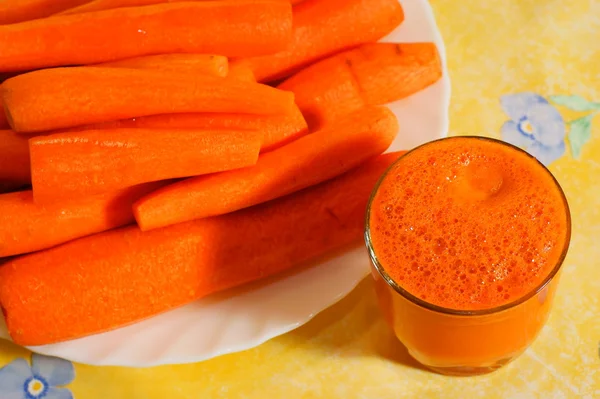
xmin=365 ymin=136 xmax=571 ymax=376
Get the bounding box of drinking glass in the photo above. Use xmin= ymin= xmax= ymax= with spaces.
xmin=364 ymin=137 xmax=571 ymax=376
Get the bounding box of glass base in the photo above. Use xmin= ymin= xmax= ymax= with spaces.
xmin=424 ymin=357 xmax=515 ymax=376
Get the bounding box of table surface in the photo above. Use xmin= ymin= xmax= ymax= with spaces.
xmin=1 ymin=1 xmax=599 ymax=398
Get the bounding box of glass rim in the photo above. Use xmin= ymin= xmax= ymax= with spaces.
xmin=364 ymin=135 xmax=572 ymax=317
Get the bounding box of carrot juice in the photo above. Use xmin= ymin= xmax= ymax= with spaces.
xmin=365 ymin=136 xmax=571 ymax=376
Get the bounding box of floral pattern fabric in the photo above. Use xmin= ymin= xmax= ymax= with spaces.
xmin=500 ymin=92 xmax=598 ymax=166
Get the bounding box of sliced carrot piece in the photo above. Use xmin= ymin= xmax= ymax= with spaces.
xmin=344 ymin=42 xmax=442 ymax=105
xmin=58 ymin=0 xmax=181 ymax=14
xmin=0 ymin=0 xmax=292 ymax=72
xmin=56 ymin=106 xmax=308 ymax=153
xmin=0 ymin=0 xmax=91 ymax=24
xmin=226 ymin=63 xmax=256 ymax=82
xmin=231 ymin=0 xmax=404 ymax=82
xmin=278 ymin=42 xmax=442 ymax=129
xmin=133 ymin=106 xmax=399 ymax=230
xmin=2 ymin=67 xmax=296 ymax=132
xmin=0 ymin=182 xmax=166 ymax=257
xmin=94 ymin=54 xmax=229 ymax=77
xmin=30 ymin=128 xmax=263 ymax=202
xmin=280 ymin=53 xmax=366 ymax=130
xmin=0 ymin=151 xmax=405 ymax=345
xmin=58 ymin=0 xmax=303 ymax=15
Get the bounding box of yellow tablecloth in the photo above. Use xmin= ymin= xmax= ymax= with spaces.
xmin=1 ymin=1 xmax=599 ymax=397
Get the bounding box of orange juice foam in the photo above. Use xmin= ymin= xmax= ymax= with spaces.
xmin=369 ymin=137 xmax=569 ymax=310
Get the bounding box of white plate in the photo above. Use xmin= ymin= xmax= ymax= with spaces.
xmin=0 ymin=0 xmax=450 ymax=367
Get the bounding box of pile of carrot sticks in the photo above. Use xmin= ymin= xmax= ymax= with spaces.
xmin=0 ymin=0 xmax=442 ymax=346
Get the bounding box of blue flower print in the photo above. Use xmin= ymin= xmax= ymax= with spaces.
xmin=0 ymin=354 xmax=74 ymax=399
xmin=500 ymin=92 xmax=566 ymax=166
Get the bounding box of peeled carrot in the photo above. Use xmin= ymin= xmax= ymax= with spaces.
xmin=0 ymin=0 xmax=91 ymax=24
xmin=341 ymin=43 xmax=442 ymax=105
xmin=58 ymin=0 xmax=183 ymax=14
xmin=30 ymin=128 xmax=263 ymax=202
xmin=279 ymin=42 xmax=442 ymax=130
xmin=0 ymin=151 xmax=404 ymax=345
xmin=2 ymin=67 xmax=296 ymax=132
xmin=134 ymin=106 xmax=398 ymax=230
xmin=58 ymin=0 xmax=303 ymax=15
xmin=231 ymin=0 xmax=404 ymax=82
xmin=0 ymin=182 xmax=165 ymax=257
xmin=0 ymin=1 xmax=292 ymax=72
xmin=0 ymin=95 xmax=8 ymax=129
xmin=227 ymin=63 xmax=256 ymax=82
xmin=57 ymin=107 xmax=308 ymax=152
xmin=0 ymin=130 xmax=31 ymax=193
xmin=94 ymin=54 xmax=229 ymax=77
xmin=125 ymin=109 xmax=307 ymax=152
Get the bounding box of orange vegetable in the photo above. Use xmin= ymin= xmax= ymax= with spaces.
xmin=59 ymin=0 xmax=303 ymax=15
xmin=0 ymin=0 xmax=292 ymax=72
xmin=231 ymin=0 xmax=404 ymax=82
xmin=0 ymin=151 xmax=405 ymax=345
xmin=0 ymin=0 xmax=91 ymax=24
xmin=58 ymin=0 xmax=183 ymax=14
xmin=2 ymin=67 xmax=296 ymax=132
xmin=134 ymin=106 xmax=398 ymax=230
xmin=94 ymin=54 xmax=229 ymax=77
xmin=57 ymin=106 xmax=308 ymax=152
xmin=29 ymin=128 xmax=263 ymax=202
xmin=226 ymin=63 xmax=256 ymax=82
xmin=0 ymin=182 xmax=165 ymax=257
xmin=0 ymin=129 xmax=31 ymax=193
xmin=279 ymin=42 xmax=442 ymax=129
xmin=0 ymin=95 xmax=8 ymax=129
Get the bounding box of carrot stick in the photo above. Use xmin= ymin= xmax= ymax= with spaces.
xmin=342 ymin=43 xmax=442 ymax=105
xmin=58 ymin=0 xmax=180 ymax=15
xmin=0 ymin=182 xmax=166 ymax=257
xmin=0 ymin=1 xmax=292 ymax=72
xmin=282 ymin=53 xmax=366 ymax=130
xmin=117 ymin=109 xmax=308 ymax=152
xmin=0 ymin=95 xmax=8 ymax=129
xmin=58 ymin=0 xmax=302 ymax=15
xmin=0 ymin=0 xmax=91 ymax=24
xmin=231 ymin=0 xmax=404 ymax=82
xmin=133 ymin=106 xmax=398 ymax=230
xmin=0 ymin=151 xmax=404 ymax=345
xmin=0 ymin=130 xmax=32 ymax=193
xmin=278 ymin=42 xmax=442 ymax=130
xmin=94 ymin=54 xmax=229 ymax=77
xmin=226 ymin=63 xmax=256 ymax=82
xmin=2 ymin=67 xmax=296 ymax=132
xmin=30 ymin=128 xmax=263 ymax=202
xmin=56 ymin=106 xmax=308 ymax=152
